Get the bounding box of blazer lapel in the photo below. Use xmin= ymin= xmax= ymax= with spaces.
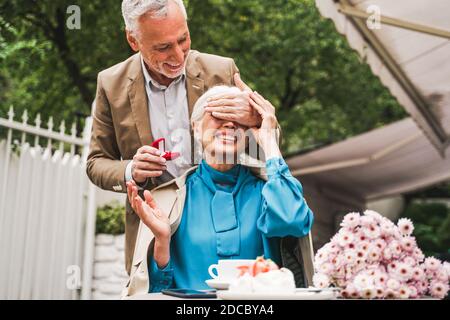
xmin=186 ymin=51 xmax=205 ymax=118
xmin=128 ymin=53 xmax=153 ymax=146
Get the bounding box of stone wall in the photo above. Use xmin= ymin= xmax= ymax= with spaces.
xmin=91 ymin=234 xmax=128 ymax=299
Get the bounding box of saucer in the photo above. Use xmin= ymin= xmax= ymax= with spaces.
xmin=205 ymin=278 xmax=231 ymax=290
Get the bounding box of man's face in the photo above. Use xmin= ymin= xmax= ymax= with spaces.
xmin=127 ymin=1 xmax=191 ymax=84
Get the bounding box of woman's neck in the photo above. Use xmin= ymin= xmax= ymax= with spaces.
xmin=207 ymin=163 xmax=235 ymax=172
xmin=204 ymin=153 xmax=238 ymax=172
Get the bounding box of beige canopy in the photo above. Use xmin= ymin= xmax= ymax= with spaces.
xmin=287 ymin=118 xmax=450 ymax=201
xmin=315 ymin=0 xmax=450 ymax=154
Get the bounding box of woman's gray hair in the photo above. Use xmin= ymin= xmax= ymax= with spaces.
xmin=191 ymin=85 xmax=242 ymax=126
xmin=122 ymin=0 xmax=187 ymax=34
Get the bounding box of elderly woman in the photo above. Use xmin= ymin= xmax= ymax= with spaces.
xmin=124 ymin=86 xmax=314 ymax=296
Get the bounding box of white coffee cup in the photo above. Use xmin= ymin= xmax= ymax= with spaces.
xmin=208 ymin=259 xmax=254 ymax=281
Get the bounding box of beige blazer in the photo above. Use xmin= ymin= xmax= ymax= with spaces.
xmin=122 ymin=167 xmax=315 ymax=299
xmin=87 ymin=50 xmax=240 ymax=274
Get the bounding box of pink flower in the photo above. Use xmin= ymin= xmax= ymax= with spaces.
xmin=319 ymin=262 xmax=334 ymax=275
xmin=353 ymin=273 xmax=374 ymax=291
xmin=360 ymin=215 xmax=376 ymax=227
xmin=424 ymin=257 xmax=441 ymax=271
xmin=374 ymin=272 xmax=388 ymax=287
xmin=388 ymin=240 xmax=402 ymax=258
xmin=395 ymin=263 xmax=413 ymax=281
xmin=337 ymin=229 xmax=355 ymax=247
xmin=363 ymin=210 xmax=383 ymax=222
xmin=364 ymin=224 xmax=381 ymax=239
xmin=344 ymin=249 xmax=357 ymax=265
xmin=385 ymin=288 xmax=398 ymax=299
xmin=398 ymin=285 xmax=410 ymax=299
xmin=313 ymin=273 xmax=330 ymax=289
xmin=397 ymin=218 xmax=414 ymax=236
xmin=343 ymin=284 xmax=359 ymax=299
xmin=373 ymin=239 xmax=386 ymax=251
xmin=435 ymin=268 xmax=448 ymax=282
xmin=380 ymin=221 xmax=395 ymax=237
xmin=429 ymin=281 xmax=449 ymax=299
xmin=341 ymin=212 xmax=361 ymax=229
xmin=412 ymin=267 xmax=425 ymax=281
xmin=386 ymin=278 xmax=400 ymax=290
xmin=367 ymin=247 xmax=381 ymax=263
xmin=360 ymin=287 xmax=377 ymax=299
xmin=408 ymin=285 xmax=418 ymax=299
xmin=413 ymin=248 xmax=425 ymax=262
xmin=443 ymin=262 xmax=450 ymax=281
xmin=402 ymin=256 xmax=417 ymax=267
xmin=383 ymin=248 xmax=393 ymax=260
xmin=314 ymin=248 xmax=330 ymax=264
xmin=401 ymin=237 xmax=416 ymax=252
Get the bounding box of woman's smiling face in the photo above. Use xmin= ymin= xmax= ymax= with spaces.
xmin=197 ymin=111 xmax=248 ymax=164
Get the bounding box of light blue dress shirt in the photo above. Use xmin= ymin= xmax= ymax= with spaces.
xmin=149 ymin=157 xmax=314 ymax=292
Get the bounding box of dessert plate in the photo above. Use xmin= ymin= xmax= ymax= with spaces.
xmin=217 ymin=288 xmax=338 ymax=300
xmin=205 ymin=279 xmax=230 ymax=290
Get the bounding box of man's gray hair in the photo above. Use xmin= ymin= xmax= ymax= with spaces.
xmin=122 ymin=0 xmax=187 ymax=34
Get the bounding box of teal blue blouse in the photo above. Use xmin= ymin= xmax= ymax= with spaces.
xmin=149 ymin=157 xmax=313 ymax=292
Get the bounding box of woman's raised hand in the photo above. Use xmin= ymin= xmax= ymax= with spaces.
xmin=126 ymin=181 xmax=171 ymax=241
xmin=248 ymin=91 xmax=281 ymax=158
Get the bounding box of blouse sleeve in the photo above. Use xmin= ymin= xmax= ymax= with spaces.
xmin=148 ymin=257 xmax=174 ymax=293
xmin=256 ymin=157 xmax=314 ymax=238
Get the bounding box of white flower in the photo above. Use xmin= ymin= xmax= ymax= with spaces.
xmin=340 ymin=212 xmax=361 ymax=229
xmin=313 ymin=273 xmax=330 ymax=289
xmin=386 ymin=278 xmax=400 ymax=290
xmin=429 ymin=281 xmax=449 ymax=299
xmin=344 ymin=249 xmax=357 ymax=265
xmin=402 ymin=256 xmax=417 ymax=267
xmin=363 ymin=210 xmax=383 ymax=221
xmin=374 ymin=272 xmax=388 ymax=287
xmin=436 ymin=268 xmax=448 ymax=282
xmin=401 ymin=236 xmax=416 ymax=252
xmin=337 ymin=229 xmax=355 ymax=247
xmin=367 ymin=247 xmax=381 ymax=263
xmin=388 ymin=240 xmax=402 ymax=257
xmin=360 ymin=215 xmax=376 ymax=227
xmin=395 ymin=263 xmax=413 ymax=281
xmin=373 ymin=239 xmax=386 ymax=251
xmin=380 ymin=222 xmax=395 ymax=237
xmin=314 ymin=248 xmax=329 ymax=264
xmin=412 ymin=267 xmax=425 ymax=282
xmin=413 ymin=248 xmax=425 ymax=262
xmin=384 ymin=288 xmax=397 ymax=299
xmin=374 ymin=287 xmax=385 ymax=298
xmin=443 ymin=262 xmax=450 ymax=281
xmin=408 ymin=285 xmax=418 ymax=299
xmin=397 ymin=218 xmax=414 ymax=236
xmin=398 ymin=285 xmax=410 ymax=299
xmin=319 ymin=262 xmax=334 ymax=275
xmin=353 ymin=274 xmax=374 ymax=291
xmin=424 ymin=257 xmax=441 ymax=271
xmin=360 ymin=287 xmax=377 ymax=299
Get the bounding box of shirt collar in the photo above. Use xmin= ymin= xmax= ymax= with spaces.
xmin=140 ymin=54 xmax=186 ymax=90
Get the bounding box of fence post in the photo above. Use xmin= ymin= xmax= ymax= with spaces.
xmin=80 ymin=116 xmax=96 ymax=300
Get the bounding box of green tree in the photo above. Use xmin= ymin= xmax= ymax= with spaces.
xmin=1 ymin=0 xmax=406 ymax=152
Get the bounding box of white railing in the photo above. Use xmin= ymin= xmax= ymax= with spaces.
xmin=0 ymin=106 xmax=96 ymax=300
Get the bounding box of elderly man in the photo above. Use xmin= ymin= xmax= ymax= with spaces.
xmin=86 ymin=0 xmax=263 ymax=274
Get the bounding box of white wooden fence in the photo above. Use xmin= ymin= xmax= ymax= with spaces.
xmin=0 ymin=107 xmax=97 ymax=300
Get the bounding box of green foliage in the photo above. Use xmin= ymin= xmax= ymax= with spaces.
xmin=0 ymin=0 xmax=406 ymax=152
xmin=401 ymin=202 xmax=450 ymax=257
xmin=96 ymin=201 xmax=125 ymax=235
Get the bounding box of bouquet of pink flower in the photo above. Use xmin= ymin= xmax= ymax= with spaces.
xmin=313 ymin=210 xmax=449 ymax=299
